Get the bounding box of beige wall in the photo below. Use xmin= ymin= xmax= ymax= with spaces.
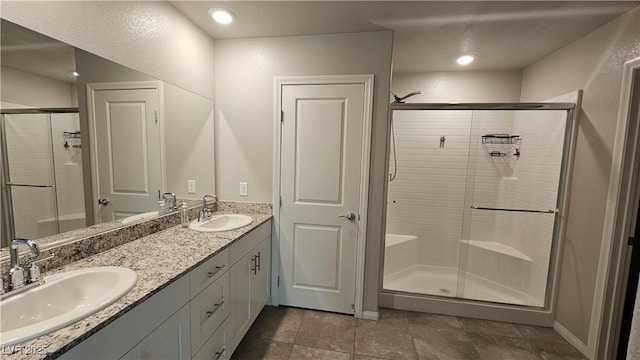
xmin=0 ymin=1 xmax=215 ymax=99
xmin=392 ymin=71 xmax=523 ymax=103
xmin=163 ymin=84 xmax=215 ymax=199
xmin=1 ymin=67 xmax=75 ymax=108
xmin=214 ymin=31 xmax=393 ymax=312
xmin=521 ymin=6 xmax=640 ymax=344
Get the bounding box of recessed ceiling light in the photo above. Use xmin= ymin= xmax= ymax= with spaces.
xmin=209 ymin=8 xmax=234 ymax=25
xmin=456 ymin=55 xmax=475 ymax=65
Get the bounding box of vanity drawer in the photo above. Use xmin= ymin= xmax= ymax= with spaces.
xmin=229 ymin=220 xmax=271 ymax=265
xmin=191 ymin=271 xmax=229 ymax=355
xmin=192 ymin=318 xmax=229 ymax=360
xmin=190 ymin=248 xmax=229 ymax=298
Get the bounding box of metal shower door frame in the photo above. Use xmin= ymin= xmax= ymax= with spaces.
xmin=380 ymin=100 xmax=580 ymax=326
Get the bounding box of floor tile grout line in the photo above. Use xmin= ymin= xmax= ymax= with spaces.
xmin=410 ymin=335 xmax=420 ymax=360
xmin=292 ymin=309 xmax=307 ymax=345
xmin=290 ymin=343 xmax=358 ymax=357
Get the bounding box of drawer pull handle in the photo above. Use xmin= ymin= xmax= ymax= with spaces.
xmin=207 ymin=264 xmax=226 ymax=278
xmin=213 ymin=347 xmax=225 ymax=360
xmin=206 ymin=300 xmax=224 ymax=318
xmin=251 ymin=256 xmax=257 ymax=275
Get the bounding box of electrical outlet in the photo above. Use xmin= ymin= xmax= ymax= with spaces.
xmin=240 ymin=182 xmax=248 ymax=196
xmin=188 ymin=180 xmax=196 ymax=194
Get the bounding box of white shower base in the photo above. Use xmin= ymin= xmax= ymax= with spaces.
xmin=384 ymin=264 xmax=538 ymax=306
xmin=33 ymin=212 xmax=86 ymax=238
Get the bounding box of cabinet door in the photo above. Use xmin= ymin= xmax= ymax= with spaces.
xmin=229 ymin=253 xmax=253 ymax=353
xmin=62 ymin=275 xmax=190 ymax=360
xmin=252 ymin=237 xmax=271 ymax=315
xmin=135 ymin=304 xmax=191 ymax=360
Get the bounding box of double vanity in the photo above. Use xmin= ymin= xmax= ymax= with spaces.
xmin=0 ymin=201 xmax=272 ymax=360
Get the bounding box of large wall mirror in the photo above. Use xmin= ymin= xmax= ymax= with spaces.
xmin=0 ymin=19 xmax=215 ymax=249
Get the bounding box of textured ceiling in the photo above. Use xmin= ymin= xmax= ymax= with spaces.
xmin=171 ymin=1 xmax=640 ymax=73
xmin=2 ymin=2 xmax=638 ymax=83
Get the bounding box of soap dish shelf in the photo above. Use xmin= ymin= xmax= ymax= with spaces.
xmin=481 ymin=134 xmax=521 ymax=145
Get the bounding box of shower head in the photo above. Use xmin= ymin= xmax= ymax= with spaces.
xmin=392 ymin=91 xmax=421 ymax=103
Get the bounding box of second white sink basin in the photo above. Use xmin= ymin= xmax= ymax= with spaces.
xmin=0 ymin=266 xmax=137 ymax=346
xmin=189 ymin=214 xmax=253 ymax=232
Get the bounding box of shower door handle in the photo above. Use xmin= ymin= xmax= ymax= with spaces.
xmin=339 ymin=212 xmax=357 ymax=221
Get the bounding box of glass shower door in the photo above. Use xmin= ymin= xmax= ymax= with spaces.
xmin=2 ymin=113 xmax=60 ymax=242
xmin=383 ymin=109 xmax=474 ymax=297
xmin=458 ymin=109 xmax=569 ymax=307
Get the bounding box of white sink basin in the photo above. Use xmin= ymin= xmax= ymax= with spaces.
xmin=0 ymin=266 xmax=137 ymax=346
xmin=121 ymin=211 xmax=159 ymax=225
xmin=189 ymin=214 xmax=253 ymax=232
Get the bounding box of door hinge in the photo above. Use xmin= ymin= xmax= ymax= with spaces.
xmin=277 ymin=276 xmax=280 ymax=287
xmin=280 ymin=110 xmax=284 ymax=123
xmin=629 ymin=236 xmax=635 ymax=246
xmin=154 ymin=110 xmax=158 ymax=124
xmin=279 ymin=196 xmax=282 ymax=208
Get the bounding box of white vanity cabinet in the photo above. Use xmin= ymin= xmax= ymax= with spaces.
xmin=228 ymin=222 xmax=271 ymax=355
xmin=252 ymin=237 xmax=271 ymax=315
xmin=59 ymin=219 xmax=271 ymax=360
xmin=120 ymin=304 xmax=191 ymax=360
xmin=59 ymin=274 xmax=191 ymax=360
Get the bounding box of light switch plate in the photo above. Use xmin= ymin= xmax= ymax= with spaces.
xmin=240 ymin=182 xmax=248 ymax=196
xmin=188 ymin=180 xmax=196 ymax=193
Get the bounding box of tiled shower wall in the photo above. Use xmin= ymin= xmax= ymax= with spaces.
xmin=51 ymin=113 xmax=85 ymax=230
xmin=386 ymin=109 xmax=566 ymax=305
xmin=5 ymin=113 xmax=84 ymax=239
xmin=386 ymin=110 xmax=472 ymax=269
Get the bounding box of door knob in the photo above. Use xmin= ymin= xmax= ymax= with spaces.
xmin=98 ymin=198 xmax=110 ymax=206
xmin=339 ymin=212 xmax=356 ymax=221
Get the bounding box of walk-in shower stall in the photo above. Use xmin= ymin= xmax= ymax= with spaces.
xmin=1 ymin=108 xmax=85 ymax=248
xmin=380 ymin=102 xmax=577 ymax=325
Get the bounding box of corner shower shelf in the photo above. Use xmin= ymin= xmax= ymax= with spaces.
xmin=465 ymin=240 xmax=532 ymax=262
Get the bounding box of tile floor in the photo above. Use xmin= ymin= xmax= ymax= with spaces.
xmin=231 ymin=306 xmax=587 ymax=360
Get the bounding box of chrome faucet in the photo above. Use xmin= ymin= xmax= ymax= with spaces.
xmin=2 ymin=238 xmax=55 ymax=299
xmin=199 ymin=194 xmax=218 ymax=222
xmin=7 ymin=238 xmax=39 ymax=291
xmin=162 ymin=192 xmax=178 ymax=212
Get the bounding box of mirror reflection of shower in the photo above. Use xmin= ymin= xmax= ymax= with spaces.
xmin=389 ymin=91 xmax=421 ymax=182
xmin=0 ymin=109 xmax=86 ymax=247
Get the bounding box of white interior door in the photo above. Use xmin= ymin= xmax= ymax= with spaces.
xmin=279 ymin=83 xmax=365 ymax=314
xmin=91 ymin=87 xmax=161 ymax=222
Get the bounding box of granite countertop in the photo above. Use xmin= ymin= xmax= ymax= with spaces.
xmin=2 ymin=210 xmax=272 ymax=360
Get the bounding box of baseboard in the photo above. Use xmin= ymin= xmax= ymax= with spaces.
xmin=553 ymin=321 xmax=590 ymax=358
xmin=361 ymin=311 xmax=379 ymax=321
